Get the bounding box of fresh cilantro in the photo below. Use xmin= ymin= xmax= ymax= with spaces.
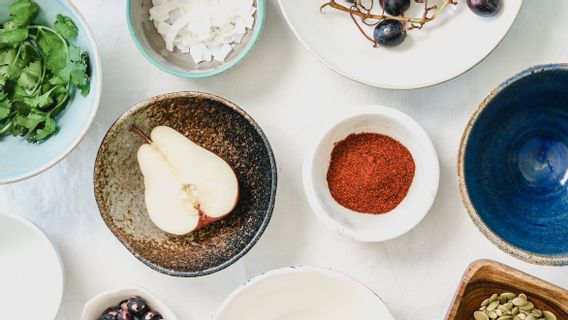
xmin=0 ymin=99 xmax=11 ymax=119
xmin=17 ymin=60 xmax=41 ymax=89
xmin=9 ymin=0 xmax=39 ymax=27
xmin=0 ymin=27 xmax=28 ymax=45
xmin=54 ymin=14 xmax=78 ymax=39
xmin=0 ymin=0 xmax=91 ymax=143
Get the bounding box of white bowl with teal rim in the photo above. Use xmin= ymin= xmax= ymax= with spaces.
xmin=127 ymin=0 xmax=265 ymax=78
xmin=0 ymin=0 xmax=102 ymax=184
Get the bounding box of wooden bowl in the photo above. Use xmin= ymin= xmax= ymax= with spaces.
xmin=446 ymin=259 xmax=568 ymax=319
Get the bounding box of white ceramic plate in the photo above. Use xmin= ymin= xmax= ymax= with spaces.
xmin=303 ymin=106 xmax=440 ymax=242
xmin=0 ymin=213 xmax=64 ymax=319
xmin=213 ymin=266 xmax=395 ymax=320
xmin=279 ymin=0 xmax=523 ymax=89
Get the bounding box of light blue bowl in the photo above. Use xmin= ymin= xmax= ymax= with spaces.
xmin=127 ymin=0 xmax=265 ymax=78
xmin=0 ymin=0 xmax=102 ymax=184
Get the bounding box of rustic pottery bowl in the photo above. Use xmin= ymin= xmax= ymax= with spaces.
xmin=303 ymin=105 xmax=440 ymax=242
xmin=212 ymin=266 xmax=395 ymax=320
xmin=458 ymin=64 xmax=568 ymax=266
xmin=94 ymin=91 xmax=277 ymax=277
xmin=127 ymin=0 xmax=265 ymax=78
xmin=81 ymin=288 xmax=177 ymax=320
xmin=0 ymin=0 xmax=102 ymax=184
xmin=446 ymin=259 xmax=568 ymax=320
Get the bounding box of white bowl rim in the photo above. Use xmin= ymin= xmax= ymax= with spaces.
xmin=0 ymin=212 xmax=65 ymax=320
xmin=81 ymin=287 xmax=177 ymax=320
xmin=0 ymin=0 xmax=103 ymax=184
xmin=302 ymin=105 xmax=440 ymax=242
xmin=211 ymin=265 xmax=395 ymax=320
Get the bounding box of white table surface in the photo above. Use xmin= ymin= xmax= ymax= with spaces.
xmin=1 ymin=0 xmax=568 ymax=319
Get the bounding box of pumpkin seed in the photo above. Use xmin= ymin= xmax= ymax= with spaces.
xmin=512 ymin=297 xmax=527 ymax=307
xmin=543 ymin=311 xmax=557 ymax=320
xmin=475 ymin=311 xmax=490 ymax=320
xmin=500 ymin=293 xmax=517 ymax=300
xmin=474 ymin=292 xmax=557 ymax=320
xmin=487 ymin=301 xmax=500 ymax=311
xmin=519 ymin=302 xmax=534 ymax=312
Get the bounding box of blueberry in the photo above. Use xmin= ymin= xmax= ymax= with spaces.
xmin=117 ymin=308 xmax=131 ymax=320
xmin=119 ymin=300 xmax=129 ymax=311
xmin=467 ymin=0 xmax=501 ymax=17
xmin=373 ymin=19 xmax=406 ymax=47
xmin=380 ymin=0 xmax=411 ymax=16
xmin=101 ymin=307 xmax=120 ymax=320
xmin=143 ymin=311 xmax=163 ymax=320
xmin=127 ymin=296 xmax=148 ymax=314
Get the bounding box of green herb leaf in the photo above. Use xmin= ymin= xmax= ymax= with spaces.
xmin=54 ymin=14 xmax=78 ymax=39
xmin=36 ymin=29 xmax=66 ymax=72
xmin=27 ymin=116 xmax=55 ymax=142
xmin=14 ymin=108 xmax=45 ymax=130
xmin=16 ymin=60 xmax=41 ymax=89
xmin=0 ymin=48 xmax=17 ymax=65
xmin=23 ymin=89 xmax=53 ymax=109
xmin=9 ymin=0 xmax=39 ymax=27
xmin=0 ymin=99 xmax=11 ymax=120
xmin=0 ymin=27 xmax=28 ymax=45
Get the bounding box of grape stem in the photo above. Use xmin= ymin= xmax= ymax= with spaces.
xmin=321 ymin=0 xmax=457 ymax=30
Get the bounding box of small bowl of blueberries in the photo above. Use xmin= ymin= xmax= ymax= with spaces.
xmin=81 ymin=288 xmax=176 ymax=320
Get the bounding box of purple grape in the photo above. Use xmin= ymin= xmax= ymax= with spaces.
xmin=380 ymin=0 xmax=411 ymax=16
xmin=374 ymin=19 xmax=406 ymax=47
xmin=467 ymin=0 xmax=501 ymax=17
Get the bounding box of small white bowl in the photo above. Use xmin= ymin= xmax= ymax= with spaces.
xmin=81 ymin=288 xmax=177 ymax=320
xmin=212 ymin=266 xmax=395 ymax=320
xmin=303 ymin=105 xmax=440 ymax=242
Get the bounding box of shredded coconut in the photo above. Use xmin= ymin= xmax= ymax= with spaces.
xmin=149 ymin=0 xmax=256 ymax=63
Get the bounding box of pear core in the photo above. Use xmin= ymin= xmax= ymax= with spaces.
xmin=135 ymin=126 xmax=239 ymax=235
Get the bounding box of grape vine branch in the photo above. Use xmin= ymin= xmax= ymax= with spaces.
xmin=321 ymin=0 xmax=458 ymax=32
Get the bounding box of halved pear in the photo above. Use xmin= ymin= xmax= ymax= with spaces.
xmin=133 ymin=126 xmax=239 ymax=235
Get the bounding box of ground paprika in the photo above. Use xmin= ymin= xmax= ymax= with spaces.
xmin=326 ymin=132 xmax=415 ymax=214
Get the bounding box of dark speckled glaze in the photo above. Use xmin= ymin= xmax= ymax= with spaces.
xmin=459 ymin=64 xmax=568 ymax=266
xmin=94 ymin=92 xmax=277 ymax=277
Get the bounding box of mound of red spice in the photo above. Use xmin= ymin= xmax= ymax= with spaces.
xmin=326 ymin=133 xmax=415 ymax=214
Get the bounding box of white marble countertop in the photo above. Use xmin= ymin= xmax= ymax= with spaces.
xmin=1 ymin=0 xmax=568 ymax=319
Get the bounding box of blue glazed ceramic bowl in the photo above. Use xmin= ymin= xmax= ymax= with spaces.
xmin=127 ymin=0 xmax=265 ymax=78
xmin=0 ymin=0 xmax=101 ymax=184
xmin=458 ymin=64 xmax=568 ymax=266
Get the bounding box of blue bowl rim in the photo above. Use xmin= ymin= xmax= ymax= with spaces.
xmin=125 ymin=0 xmax=266 ymax=79
xmin=93 ymin=91 xmax=278 ymax=277
xmin=457 ymin=63 xmax=568 ymax=266
xmin=0 ymin=0 xmax=103 ymax=185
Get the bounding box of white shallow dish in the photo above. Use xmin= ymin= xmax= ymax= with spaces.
xmin=0 ymin=213 xmax=64 ymax=319
xmin=213 ymin=266 xmax=395 ymax=320
xmin=303 ymin=105 xmax=440 ymax=242
xmin=81 ymin=288 xmax=177 ymax=320
xmin=279 ymin=0 xmax=523 ymax=89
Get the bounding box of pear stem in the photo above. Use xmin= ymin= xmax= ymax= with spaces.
xmin=130 ymin=125 xmax=152 ymax=144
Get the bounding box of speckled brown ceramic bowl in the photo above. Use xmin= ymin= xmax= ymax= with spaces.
xmin=94 ymin=91 xmax=277 ymax=277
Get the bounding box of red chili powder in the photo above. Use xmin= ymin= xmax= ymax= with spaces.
xmin=326 ymin=133 xmax=415 ymax=214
